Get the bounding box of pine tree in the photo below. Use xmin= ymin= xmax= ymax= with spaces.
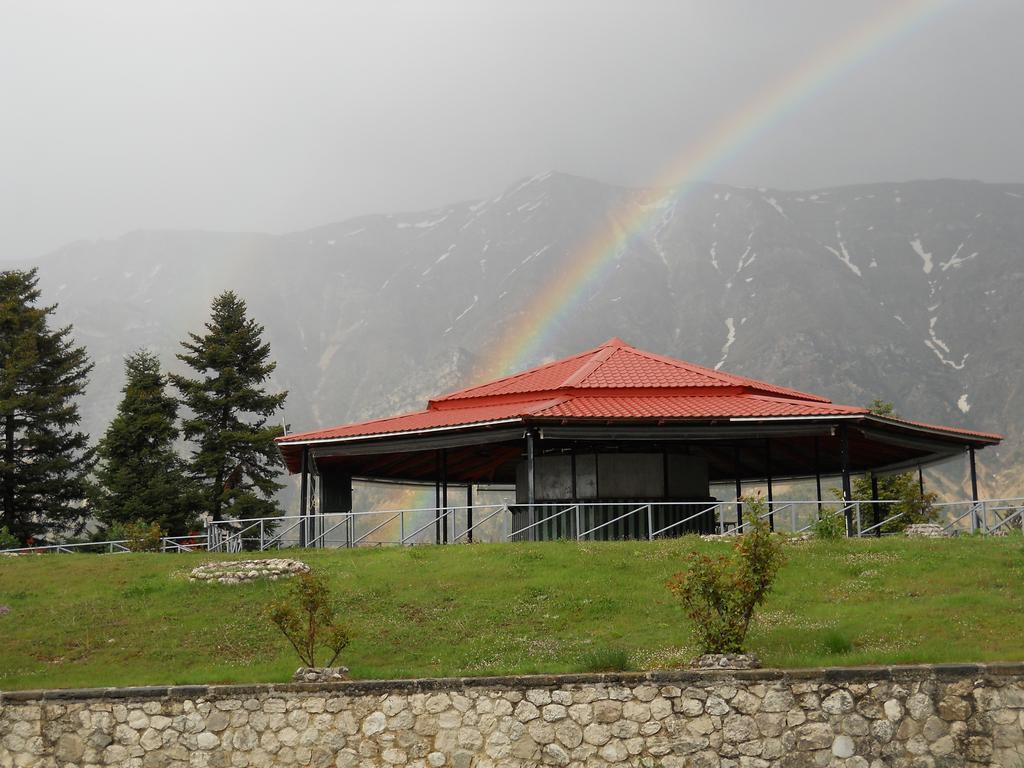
xmin=90 ymin=350 xmax=197 ymax=535
xmin=171 ymin=291 xmax=287 ymax=521
xmin=0 ymin=269 xmax=94 ymax=543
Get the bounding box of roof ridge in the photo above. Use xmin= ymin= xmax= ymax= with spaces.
xmin=433 ymin=345 xmax=602 ymax=401
xmin=559 ymin=344 xmax=619 ymax=387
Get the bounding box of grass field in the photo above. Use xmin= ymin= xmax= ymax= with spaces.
xmin=1 ymin=536 xmax=1022 ymax=692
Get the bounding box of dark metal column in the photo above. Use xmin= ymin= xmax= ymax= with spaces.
xmin=969 ymin=446 xmax=980 ymax=532
xmin=813 ymin=436 xmax=823 ymax=515
xmin=434 ymin=451 xmax=441 ymax=545
xmin=526 ymin=430 xmax=536 ymax=541
xmin=765 ymin=439 xmax=774 ymax=531
xmin=441 ymin=448 xmax=449 ymax=544
xmin=466 ymin=483 xmax=473 ymax=544
xmin=733 ymin=445 xmax=743 ymax=530
xmin=969 ymin=447 xmax=979 ymax=502
xmin=871 ymin=473 xmax=881 ymax=538
xmin=299 ymin=446 xmax=309 ymax=548
xmin=918 ymin=465 xmax=925 ymax=496
xmin=839 ymin=423 xmax=853 ymax=535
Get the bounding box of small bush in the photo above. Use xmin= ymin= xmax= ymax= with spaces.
xmin=266 ymin=570 xmax=350 ymax=668
xmin=576 ymin=647 xmax=632 ymax=673
xmin=666 ymin=496 xmax=785 ymax=654
xmin=812 ymin=508 xmax=846 ymax=540
xmin=820 ymin=629 xmax=854 ymax=655
xmin=113 ymin=520 xmax=166 ymax=552
xmin=0 ymin=526 xmax=18 ymax=550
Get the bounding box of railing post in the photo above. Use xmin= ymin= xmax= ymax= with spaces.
xmin=400 ymin=510 xmax=405 ymax=545
xmin=575 ymin=505 xmax=582 ymax=540
xmin=647 ymin=504 xmax=654 ymax=541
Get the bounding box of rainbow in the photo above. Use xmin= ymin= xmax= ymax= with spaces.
xmin=481 ymin=0 xmax=955 ymax=380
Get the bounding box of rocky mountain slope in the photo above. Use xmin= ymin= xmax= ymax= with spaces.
xmin=22 ymin=173 xmax=1024 ymax=498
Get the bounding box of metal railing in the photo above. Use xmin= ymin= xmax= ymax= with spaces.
xmin=0 ymin=533 xmax=209 ymax=556
xmin=2 ymin=497 xmax=1022 ymax=555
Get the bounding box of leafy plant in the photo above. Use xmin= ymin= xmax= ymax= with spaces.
xmin=112 ymin=519 xmax=166 ymax=552
xmin=0 ymin=526 xmax=18 ymax=550
xmin=833 ymin=400 xmax=939 ymax=533
xmin=812 ymin=508 xmax=845 ymax=540
xmin=266 ymin=570 xmax=350 ymax=668
xmin=666 ymin=496 xmax=785 ymax=654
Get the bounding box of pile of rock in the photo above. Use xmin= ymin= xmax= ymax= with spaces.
xmin=292 ymin=667 xmax=350 ymax=683
xmin=904 ymin=523 xmax=948 ymax=538
xmin=690 ymin=653 xmax=762 ymax=670
xmin=189 ymin=558 xmax=309 ymax=584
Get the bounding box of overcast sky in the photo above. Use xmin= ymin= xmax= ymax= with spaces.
xmin=2 ymin=0 xmax=1023 ymax=259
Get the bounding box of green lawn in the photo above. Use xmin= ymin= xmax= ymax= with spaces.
xmin=1 ymin=536 xmax=1022 ymax=691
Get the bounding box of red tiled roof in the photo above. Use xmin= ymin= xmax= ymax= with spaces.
xmin=277 ymin=338 xmax=1001 ymax=446
xmin=533 ymin=394 xmax=865 ymax=420
xmin=432 ymin=337 xmax=830 ymax=403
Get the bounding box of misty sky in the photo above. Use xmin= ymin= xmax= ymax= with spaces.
xmin=2 ymin=0 xmax=1023 ymax=259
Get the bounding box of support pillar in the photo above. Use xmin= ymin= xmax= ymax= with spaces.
xmin=918 ymin=465 xmax=925 ymax=496
xmin=969 ymin=447 xmax=979 ymax=502
xmin=434 ymin=451 xmax=441 ymax=545
xmin=466 ymin=483 xmax=474 ymax=543
xmin=839 ymin=423 xmax=852 ymax=535
xmin=299 ymin=446 xmax=309 ymax=548
xmin=871 ymin=473 xmax=881 ymax=538
xmin=813 ymin=437 xmax=823 ymax=515
xmin=526 ymin=430 xmax=536 ymax=541
xmin=441 ymin=448 xmax=449 ymax=544
xmin=733 ymin=445 xmax=743 ymax=530
xmin=969 ymin=446 xmax=980 ymax=532
xmin=765 ymin=439 xmax=774 ymax=531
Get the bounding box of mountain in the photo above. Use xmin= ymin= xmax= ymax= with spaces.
xmin=20 ymin=173 xmax=1024 ymax=500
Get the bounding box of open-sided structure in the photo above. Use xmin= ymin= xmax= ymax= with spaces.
xmin=276 ymin=338 xmax=1001 ymax=541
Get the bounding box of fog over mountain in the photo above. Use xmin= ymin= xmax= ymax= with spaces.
xmin=21 ymin=173 xmax=1024 ymax=499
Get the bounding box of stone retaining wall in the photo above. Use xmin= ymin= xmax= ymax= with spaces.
xmin=2 ymin=664 xmax=1023 ymax=767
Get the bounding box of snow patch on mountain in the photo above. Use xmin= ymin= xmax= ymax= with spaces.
xmin=444 ymin=295 xmax=479 ymax=335
xmin=715 ymin=317 xmax=736 ymax=370
xmin=422 ymin=244 xmax=455 ymax=276
xmin=910 ymin=237 xmax=933 ymax=274
xmin=940 ymin=243 xmax=978 ymax=271
xmin=925 ymin=316 xmax=968 ymax=370
xmin=825 ymin=222 xmax=862 ymax=276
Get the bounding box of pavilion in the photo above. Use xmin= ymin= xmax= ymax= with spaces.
xmin=276 ymin=338 xmax=1001 ymax=541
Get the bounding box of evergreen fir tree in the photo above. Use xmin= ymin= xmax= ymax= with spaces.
xmin=90 ymin=350 xmax=197 ymax=535
xmin=0 ymin=269 xmax=94 ymax=543
xmin=171 ymin=291 xmax=287 ymax=521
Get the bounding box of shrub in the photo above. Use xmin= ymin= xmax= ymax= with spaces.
xmin=666 ymin=497 xmax=784 ymax=654
xmin=266 ymin=570 xmax=350 ymax=668
xmin=109 ymin=520 xmax=166 ymax=552
xmin=0 ymin=526 xmax=18 ymax=550
xmin=812 ymin=508 xmax=845 ymax=540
